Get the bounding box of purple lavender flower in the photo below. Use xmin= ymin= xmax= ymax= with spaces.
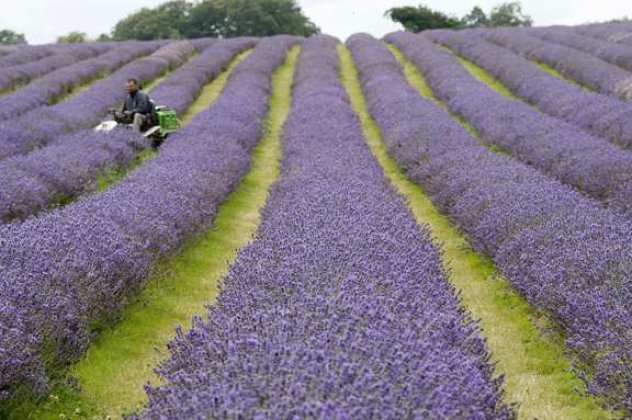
xmin=0 ymin=38 xmax=255 ymax=223
xmin=349 ymin=32 xmax=632 ymax=413
xmin=388 ymin=31 xmax=632 ymax=217
xmin=427 ymin=29 xmax=632 ymax=150
xmin=480 ymin=27 xmax=632 ymax=99
xmin=0 ymin=42 xmax=112 ymax=93
xmin=0 ymin=41 xmax=194 ymax=161
xmin=0 ymin=36 xmax=298 ymax=401
xmin=136 ymin=35 xmax=510 ymax=419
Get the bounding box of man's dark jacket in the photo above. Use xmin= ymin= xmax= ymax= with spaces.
xmin=122 ymin=90 xmax=153 ymax=115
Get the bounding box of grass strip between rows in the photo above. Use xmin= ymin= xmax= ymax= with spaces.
xmin=338 ymin=43 xmax=610 ymax=420
xmin=533 ymin=60 xmax=595 ymax=93
xmin=32 ymin=45 xmax=300 ymax=419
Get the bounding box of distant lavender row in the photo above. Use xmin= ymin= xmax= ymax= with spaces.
xmin=0 ymin=41 xmax=161 ymax=119
xmin=0 ymin=43 xmax=62 ymax=68
xmin=391 ymin=32 xmax=632 ymax=217
xmin=151 ymin=37 xmax=256 ymax=115
xmin=481 ymin=27 xmax=632 ymax=99
xmin=0 ymin=46 xmax=18 ymax=56
xmin=0 ymin=42 xmax=112 ymax=92
xmin=0 ymin=35 xmax=297 ymax=402
xmin=574 ymin=23 xmax=632 ymax=45
xmin=138 ymin=35 xmax=509 ymax=419
xmin=350 ymin=33 xmax=632 ymax=412
xmin=429 ymin=30 xmax=632 ymax=149
xmin=0 ymin=38 xmax=255 ymax=223
xmin=0 ymin=41 xmax=193 ymax=161
xmin=187 ymin=38 xmax=218 ymax=52
xmin=528 ymin=26 xmax=632 ymax=73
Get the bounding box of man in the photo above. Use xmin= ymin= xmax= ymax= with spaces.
xmin=114 ymin=78 xmax=154 ymax=132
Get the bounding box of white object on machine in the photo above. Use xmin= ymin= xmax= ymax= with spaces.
xmin=94 ymin=120 xmax=119 ymax=133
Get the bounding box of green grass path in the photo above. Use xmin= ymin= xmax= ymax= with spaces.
xmin=32 ymin=45 xmax=300 ymax=419
xmin=338 ymin=43 xmax=610 ymax=420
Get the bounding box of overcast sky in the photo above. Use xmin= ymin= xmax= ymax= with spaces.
xmin=2 ymin=0 xmax=632 ymax=45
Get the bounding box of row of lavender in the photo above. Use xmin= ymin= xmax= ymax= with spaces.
xmin=391 ymin=32 xmax=632 ymax=217
xmin=0 ymin=41 xmax=194 ymax=162
xmin=429 ymin=30 xmax=632 ymax=150
xmin=0 ymin=43 xmax=74 ymax=68
xmin=0 ymin=42 xmax=113 ymax=93
xmin=0 ymin=36 xmax=297 ymax=401
xmin=137 ymin=35 xmax=509 ymax=419
xmin=351 ymin=34 xmax=632 ymax=412
xmin=527 ymin=26 xmax=632 ymax=72
xmin=574 ymin=22 xmax=632 ymax=44
xmin=0 ymin=41 xmax=163 ymax=119
xmin=0 ymin=38 xmax=255 ymax=223
xmin=479 ymin=26 xmax=632 ymax=99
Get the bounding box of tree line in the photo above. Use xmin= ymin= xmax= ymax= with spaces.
xmin=386 ymin=2 xmax=533 ymax=32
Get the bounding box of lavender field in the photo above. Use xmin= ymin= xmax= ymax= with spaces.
xmin=1 ymin=22 xmax=632 ymax=419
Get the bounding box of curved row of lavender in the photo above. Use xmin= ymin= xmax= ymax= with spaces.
xmin=388 ymin=32 xmax=632 ymax=217
xmin=0 ymin=41 xmax=163 ymax=119
xmin=429 ymin=30 xmax=632 ymax=150
xmin=0 ymin=43 xmax=63 ymax=68
xmin=527 ymin=26 xmax=632 ymax=73
xmin=0 ymin=35 xmax=297 ymax=402
xmin=574 ymin=22 xmax=632 ymax=45
xmin=480 ymin=27 xmax=632 ymax=99
xmin=0 ymin=38 xmax=255 ymax=223
xmin=150 ymin=37 xmax=255 ymax=115
xmin=0 ymin=46 xmax=18 ymax=57
xmin=0 ymin=42 xmax=112 ymax=93
xmin=187 ymin=38 xmax=217 ymax=52
xmin=349 ymin=34 xmax=632 ymax=412
xmin=136 ymin=35 xmax=509 ymax=419
xmin=0 ymin=41 xmax=192 ymax=161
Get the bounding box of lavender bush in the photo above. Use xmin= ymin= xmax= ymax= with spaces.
xmin=350 ymin=33 xmax=632 ymax=412
xmin=150 ymin=38 xmax=256 ymax=115
xmin=0 ymin=43 xmax=111 ymax=93
xmin=528 ymin=26 xmax=632 ymax=72
xmin=0 ymin=35 xmax=297 ymax=403
xmin=0 ymin=44 xmax=61 ymax=68
xmin=0 ymin=38 xmax=255 ymax=223
xmin=136 ymin=35 xmax=510 ymax=419
xmin=428 ymin=29 xmax=632 ymax=150
xmin=0 ymin=46 xmax=18 ymax=56
xmin=0 ymin=41 xmax=162 ymax=118
xmin=574 ymin=23 xmax=632 ymax=45
xmin=481 ymin=27 xmax=632 ymax=99
xmin=389 ymin=32 xmax=632 ymax=217
xmin=0 ymin=41 xmax=193 ymax=161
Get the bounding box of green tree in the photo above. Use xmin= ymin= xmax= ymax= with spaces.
xmin=57 ymin=31 xmax=88 ymax=43
xmin=0 ymin=29 xmax=27 ymax=45
xmin=112 ymin=0 xmax=191 ymax=41
xmin=96 ymin=33 xmax=113 ymax=42
xmin=185 ymin=0 xmax=319 ymax=38
xmin=385 ymin=5 xmax=462 ymax=32
xmin=609 ymin=17 xmax=632 ymax=23
xmin=488 ymin=2 xmax=532 ymax=27
xmin=111 ymin=0 xmax=318 ymax=41
xmin=462 ymin=6 xmax=489 ymax=27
